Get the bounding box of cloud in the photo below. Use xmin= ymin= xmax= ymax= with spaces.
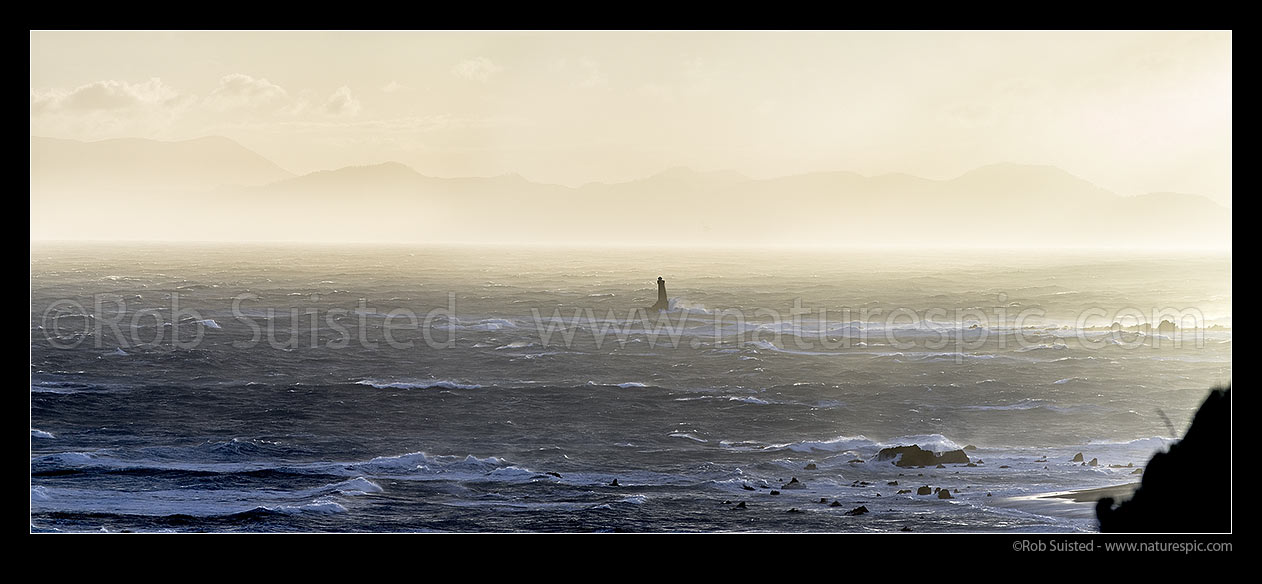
xmin=323 ymin=86 xmax=361 ymax=116
xmin=204 ymin=73 xmax=289 ymax=110
xmin=381 ymin=80 xmax=402 ymax=93
xmin=30 ymin=78 xmax=184 ymax=113
xmin=451 ymin=57 xmax=503 ymax=82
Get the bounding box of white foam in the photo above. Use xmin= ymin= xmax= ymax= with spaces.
xmin=879 ymin=434 xmax=964 ymax=453
xmin=270 ymin=497 xmax=347 ymax=515
xmin=669 ymin=432 xmax=708 ymax=443
xmin=32 ymin=451 xmax=99 ymax=466
xmin=327 ymin=477 xmax=383 ymax=495
xmin=1053 ymin=377 xmax=1075 ymax=384
xmin=743 ymin=339 xmax=849 ymax=356
xmin=1016 ymin=343 xmax=1067 ymax=353
xmin=31 ymin=428 xmax=55 ymax=439
xmin=775 ymin=435 xmax=876 ymax=453
xmin=495 ymin=341 xmax=533 ymax=350
xmin=355 ymin=379 xmax=482 ymax=390
xmin=465 ymin=318 xmax=517 ymax=331
xmin=195 ymin=319 xmax=222 ymax=329
xmin=617 ymin=382 xmax=648 ymax=388
xmin=668 ymin=298 xmax=711 ymax=315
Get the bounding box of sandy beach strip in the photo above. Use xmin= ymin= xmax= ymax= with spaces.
xmin=1042 ymin=482 xmax=1140 ymax=503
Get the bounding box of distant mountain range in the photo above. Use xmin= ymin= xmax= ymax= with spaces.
xmin=30 ymin=136 xmax=294 ymax=191
xmin=29 ymin=136 xmax=1231 ymax=247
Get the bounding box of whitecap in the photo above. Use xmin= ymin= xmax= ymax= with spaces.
xmin=355 ymin=379 xmax=482 ymax=390
xmin=669 ymin=432 xmax=708 ymax=443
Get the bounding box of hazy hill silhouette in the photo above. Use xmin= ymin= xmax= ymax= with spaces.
xmin=30 ymin=136 xmax=293 ymax=191
xmin=28 ymin=135 xmax=1231 ymax=246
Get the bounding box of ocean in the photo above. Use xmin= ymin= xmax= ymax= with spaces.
xmin=29 ymin=243 xmax=1232 ymax=532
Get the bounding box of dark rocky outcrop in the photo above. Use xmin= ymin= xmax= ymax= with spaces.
xmin=916 ymin=486 xmax=933 ymax=495
xmin=829 ymin=500 xmax=842 ymax=507
xmin=964 ymin=445 xmax=978 ymax=451
xmin=804 ymin=463 xmax=817 ymax=470
xmin=610 ymin=479 xmax=619 ymax=486
xmin=877 ymin=444 xmax=970 ymax=467
xmin=1096 ymin=387 xmax=1230 ymax=533
xmin=938 ymin=489 xmax=953 ymax=499
xmin=1088 ymin=458 xmax=1099 ymax=467
xmin=844 ymin=505 xmax=869 ymax=516
xmin=897 ymin=489 xmax=912 ymax=494
xmin=782 ymin=477 xmax=805 ymax=489
xmin=1071 ymin=452 xmax=1084 ymax=463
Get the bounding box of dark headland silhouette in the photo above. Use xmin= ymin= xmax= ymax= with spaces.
xmin=1096 ymin=387 xmax=1231 ymax=532
xmin=649 ymin=276 xmax=669 ymax=311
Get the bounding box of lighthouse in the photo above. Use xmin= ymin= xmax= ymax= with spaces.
xmin=649 ymin=276 xmax=669 ymax=311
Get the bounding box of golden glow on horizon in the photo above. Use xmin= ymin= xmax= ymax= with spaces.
xmin=29 ymin=31 xmax=1232 ymax=246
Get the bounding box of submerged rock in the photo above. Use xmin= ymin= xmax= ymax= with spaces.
xmin=964 ymin=445 xmax=978 ymax=451
xmin=782 ymin=477 xmax=805 ymax=489
xmin=804 ymin=463 xmax=817 ymax=470
xmin=897 ymin=489 xmax=912 ymax=494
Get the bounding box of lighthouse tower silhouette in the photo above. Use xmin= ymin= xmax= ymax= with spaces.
xmin=650 ymin=276 xmax=669 ymax=311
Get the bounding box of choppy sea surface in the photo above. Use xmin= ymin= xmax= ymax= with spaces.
xmin=30 ymin=243 xmax=1231 ymax=532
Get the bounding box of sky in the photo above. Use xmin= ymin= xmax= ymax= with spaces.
xmin=29 ymin=30 xmax=1232 ymax=207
